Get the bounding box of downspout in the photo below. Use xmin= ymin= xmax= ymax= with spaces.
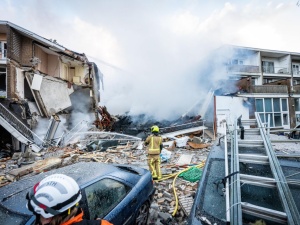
xmin=258 ymin=51 xmax=263 ymax=85
xmin=290 ymin=54 xmax=294 ymax=93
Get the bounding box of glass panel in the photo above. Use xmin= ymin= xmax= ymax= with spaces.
xmin=259 ymin=113 xmax=265 ymax=123
xmin=296 ymin=114 xmax=300 ymax=124
xmin=273 ymin=98 xmax=280 ymax=112
xmin=262 ymin=61 xmax=274 ymax=73
xmin=264 ymin=98 xmax=272 ymax=112
xmin=283 ymin=114 xmax=288 ymax=125
xmin=295 ymin=98 xmax=300 ymax=112
xmin=84 ymin=178 xmax=130 ymax=219
xmin=0 ymin=68 xmax=6 ymax=94
xmin=266 ymin=113 xmax=273 ymax=127
xmin=282 ymin=99 xmax=288 ymax=111
xmin=274 ymin=113 xmax=281 ymax=127
xmin=256 ymin=99 xmax=264 ymax=112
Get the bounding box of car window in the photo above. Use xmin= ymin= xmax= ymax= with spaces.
xmin=84 ymin=178 xmax=131 ymax=219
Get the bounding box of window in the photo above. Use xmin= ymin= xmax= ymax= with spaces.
xmin=256 ymin=99 xmax=264 ymax=112
xmin=255 ymin=98 xmax=288 ymax=127
xmin=282 ymin=99 xmax=287 ymax=111
xmin=0 ymin=41 xmax=7 ymax=59
xmin=295 ymin=98 xmax=300 ymax=112
xmin=229 ymin=59 xmax=243 ymax=65
xmin=84 ymin=178 xmax=130 ymax=220
xmin=262 ymin=61 xmax=274 ymax=73
xmin=293 ymin=64 xmax=300 ymax=75
xmin=0 ymin=67 xmax=6 ymax=97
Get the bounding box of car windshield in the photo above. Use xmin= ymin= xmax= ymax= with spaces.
xmin=0 ymin=205 xmax=32 ymax=225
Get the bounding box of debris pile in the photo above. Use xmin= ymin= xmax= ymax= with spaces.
xmin=0 ymin=122 xmax=213 ymax=224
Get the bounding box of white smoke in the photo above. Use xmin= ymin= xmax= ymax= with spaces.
xmin=1 ymin=0 xmax=300 ymax=121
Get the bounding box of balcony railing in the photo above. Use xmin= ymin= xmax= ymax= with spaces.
xmin=252 ymin=85 xmax=288 ymax=93
xmin=262 ymin=66 xmax=290 ymax=75
xmin=292 ymin=85 xmax=300 ymax=94
xmin=227 ymin=65 xmax=259 ymax=73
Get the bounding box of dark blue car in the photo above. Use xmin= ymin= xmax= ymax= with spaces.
xmin=0 ymin=162 xmax=155 ymax=225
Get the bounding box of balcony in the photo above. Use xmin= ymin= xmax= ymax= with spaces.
xmin=252 ymin=85 xmax=288 ymax=94
xmin=227 ymin=65 xmax=259 ymax=73
xmin=291 ymin=85 xmax=300 ymax=94
xmin=262 ymin=66 xmax=295 ymax=78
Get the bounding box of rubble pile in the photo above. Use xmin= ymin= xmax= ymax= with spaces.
xmin=0 ymin=128 xmax=214 ymax=224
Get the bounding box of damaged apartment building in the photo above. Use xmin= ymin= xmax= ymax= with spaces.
xmin=0 ymin=21 xmax=101 ymax=152
xmin=214 ymin=45 xmax=300 ymax=133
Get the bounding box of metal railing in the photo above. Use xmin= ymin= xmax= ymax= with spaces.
xmin=256 ymin=112 xmax=300 ymax=224
xmin=262 ymin=66 xmax=290 ymax=75
xmin=0 ymin=103 xmax=44 ymax=146
xmin=230 ymin=119 xmax=243 ymax=225
xmin=252 ymin=85 xmax=288 ymax=93
xmin=227 ymin=65 xmax=259 ymax=73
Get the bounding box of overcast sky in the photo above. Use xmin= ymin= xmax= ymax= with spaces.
xmin=1 ymin=0 xmax=300 ymax=120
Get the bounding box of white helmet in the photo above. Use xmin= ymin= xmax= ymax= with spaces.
xmin=27 ymin=174 xmax=82 ymax=218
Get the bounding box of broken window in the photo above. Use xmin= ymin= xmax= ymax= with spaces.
xmin=0 ymin=67 xmax=6 ymax=97
xmin=84 ymin=178 xmax=130 ymax=219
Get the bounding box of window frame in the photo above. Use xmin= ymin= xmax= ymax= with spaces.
xmin=81 ymin=177 xmax=131 ymax=220
xmin=255 ymin=97 xmax=289 ymax=128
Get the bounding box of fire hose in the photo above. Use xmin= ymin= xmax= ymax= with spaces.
xmin=155 ymin=161 xmax=205 ymax=217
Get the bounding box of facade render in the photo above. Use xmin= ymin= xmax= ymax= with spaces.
xmin=215 ymin=45 xmax=300 ymax=131
xmin=0 ymin=21 xmax=101 ymax=151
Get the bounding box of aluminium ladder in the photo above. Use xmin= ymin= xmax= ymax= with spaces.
xmin=228 ymin=112 xmax=300 ymax=225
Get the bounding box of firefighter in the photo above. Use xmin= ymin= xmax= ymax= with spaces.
xmin=26 ymin=174 xmax=113 ymax=225
xmin=144 ymin=125 xmax=163 ymax=180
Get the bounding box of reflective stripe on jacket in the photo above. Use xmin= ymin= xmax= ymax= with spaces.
xmin=145 ymin=135 xmax=162 ymax=155
xmin=60 ymin=209 xmax=113 ymax=225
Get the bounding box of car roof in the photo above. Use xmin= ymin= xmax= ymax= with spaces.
xmin=0 ymin=162 xmax=147 ymax=216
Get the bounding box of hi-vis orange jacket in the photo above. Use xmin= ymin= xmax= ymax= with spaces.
xmin=60 ymin=210 xmax=113 ymax=225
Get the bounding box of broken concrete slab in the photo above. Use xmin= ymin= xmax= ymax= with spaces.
xmin=176 ymin=154 xmax=194 ymax=165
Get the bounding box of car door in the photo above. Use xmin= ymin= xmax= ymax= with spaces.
xmin=81 ymin=177 xmax=134 ymax=225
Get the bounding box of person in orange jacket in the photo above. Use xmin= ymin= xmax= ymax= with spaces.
xmin=144 ymin=125 xmax=163 ymax=179
xmin=26 ymin=174 xmax=113 ymax=225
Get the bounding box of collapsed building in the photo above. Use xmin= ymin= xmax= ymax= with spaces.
xmin=0 ymin=21 xmax=102 ymax=153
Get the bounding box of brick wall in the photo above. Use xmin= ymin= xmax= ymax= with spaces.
xmin=10 ymin=29 xmax=21 ymax=62
xmin=21 ymin=36 xmax=33 ymax=66
xmin=6 ymin=63 xmax=16 ymax=98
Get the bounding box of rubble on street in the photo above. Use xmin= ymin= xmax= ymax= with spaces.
xmin=0 ymin=126 xmax=213 ymax=224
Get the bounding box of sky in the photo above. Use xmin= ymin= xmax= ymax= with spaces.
xmin=1 ymin=0 xmax=300 ymax=121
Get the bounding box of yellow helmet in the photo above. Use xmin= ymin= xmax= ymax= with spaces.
xmin=151 ymin=125 xmax=159 ymax=133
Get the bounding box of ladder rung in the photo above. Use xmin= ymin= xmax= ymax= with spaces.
xmin=241 ymin=202 xmax=287 ymax=224
xmin=239 ymin=154 xmax=269 ymax=165
xmin=238 ymin=140 xmax=264 ymax=147
xmin=240 ymin=174 xmax=275 ymax=188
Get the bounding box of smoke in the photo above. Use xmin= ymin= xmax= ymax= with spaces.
xmin=1 ymin=0 xmax=300 ymax=122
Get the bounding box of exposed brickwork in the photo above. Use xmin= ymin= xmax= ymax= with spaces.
xmin=6 ymin=63 xmax=16 ymax=98
xmin=21 ymin=36 xmax=33 ymax=66
xmin=6 ymin=63 xmax=11 ymax=98
xmin=10 ymin=29 xmax=21 ymax=62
